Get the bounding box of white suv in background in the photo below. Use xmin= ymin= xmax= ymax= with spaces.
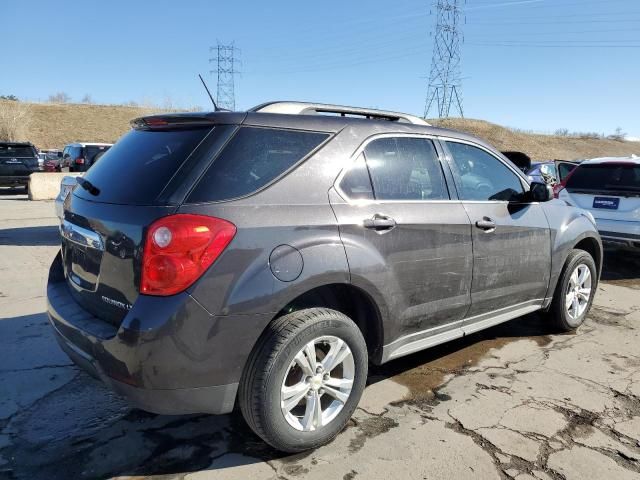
xmin=557 ymin=156 xmax=640 ymax=250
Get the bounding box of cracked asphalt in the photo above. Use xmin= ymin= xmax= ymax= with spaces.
xmin=1 ymin=190 xmax=639 ymax=480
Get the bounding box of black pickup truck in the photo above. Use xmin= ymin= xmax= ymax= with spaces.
xmin=0 ymin=142 xmax=39 ymax=189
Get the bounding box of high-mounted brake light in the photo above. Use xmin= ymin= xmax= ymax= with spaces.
xmin=141 ymin=214 xmax=236 ymax=296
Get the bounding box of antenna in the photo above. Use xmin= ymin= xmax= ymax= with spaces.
xmin=198 ymin=73 xmax=220 ymax=111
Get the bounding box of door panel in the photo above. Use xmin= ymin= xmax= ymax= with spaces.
xmin=330 ymin=192 xmax=473 ymax=345
xmin=331 ymin=135 xmax=473 ymax=347
xmin=442 ymin=140 xmax=551 ymax=322
xmin=463 ymin=202 xmax=550 ymax=318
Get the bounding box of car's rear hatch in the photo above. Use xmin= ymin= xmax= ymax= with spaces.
xmin=59 ymin=115 xmax=241 ymax=326
xmin=0 ymin=144 xmax=38 ymax=176
xmin=561 ymin=162 xmax=640 ymax=223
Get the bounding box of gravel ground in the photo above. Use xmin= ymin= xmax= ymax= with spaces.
xmin=1 ymin=191 xmax=639 ymax=480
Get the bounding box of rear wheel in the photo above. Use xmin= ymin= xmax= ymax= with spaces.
xmin=239 ymin=308 xmax=368 ymax=452
xmin=547 ymin=249 xmax=597 ymax=331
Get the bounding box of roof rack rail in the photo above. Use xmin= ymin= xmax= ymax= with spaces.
xmin=250 ymin=101 xmax=430 ymax=126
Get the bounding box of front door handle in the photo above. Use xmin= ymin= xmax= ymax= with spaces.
xmin=364 ymin=214 xmax=396 ymax=231
xmin=475 ymin=217 xmax=496 ymax=231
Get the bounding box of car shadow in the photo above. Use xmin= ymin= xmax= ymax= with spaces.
xmin=601 ymin=248 xmax=640 ymax=284
xmin=0 ymin=225 xmax=60 ymax=246
xmin=1 ymin=310 xmax=557 ymax=479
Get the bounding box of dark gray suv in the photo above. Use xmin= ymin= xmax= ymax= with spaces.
xmin=47 ymin=102 xmax=602 ymax=452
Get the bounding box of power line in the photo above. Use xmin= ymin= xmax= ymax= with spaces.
xmin=424 ymin=0 xmax=465 ymax=118
xmin=209 ymin=42 xmax=240 ymax=111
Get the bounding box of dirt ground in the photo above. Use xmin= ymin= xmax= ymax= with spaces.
xmin=0 ymin=191 xmax=639 ymax=480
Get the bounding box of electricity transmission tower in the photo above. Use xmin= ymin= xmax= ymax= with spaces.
xmin=209 ymin=43 xmax=239 ymax=110
xmin=424 ymin=0 xmax=465 ymax=118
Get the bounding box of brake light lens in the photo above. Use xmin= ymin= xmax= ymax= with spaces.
xmin=75 ymin=157 xmax=85 ymax=165
xmin=141 ymin=214 xmax=236 ymax=296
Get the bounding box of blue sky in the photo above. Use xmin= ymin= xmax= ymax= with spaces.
xmin=2 ymin=0 xmax=639 ymax=137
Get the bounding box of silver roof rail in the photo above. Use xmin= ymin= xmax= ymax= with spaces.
xmin=250 ymin=101 xmax=431 ymax=126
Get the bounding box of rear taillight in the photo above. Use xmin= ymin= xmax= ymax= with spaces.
xmin=75 ymin=157 xmax=85 ymax=165
xmin=141 ymin=214 xmax=236 ymax=296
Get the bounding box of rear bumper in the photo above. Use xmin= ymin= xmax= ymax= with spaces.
xmin=0 ymin=175 xmax=30 ymax=186
xmin=46 ymin=252 xmax=272 ymax=415
xmin=595 ymin=218 xmax=640 ymax=249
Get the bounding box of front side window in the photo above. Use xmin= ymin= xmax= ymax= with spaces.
xmin=446 ymin=142 xmax=524 ymax=201
xmin=362 ymin=137 xmax=448 ymax=201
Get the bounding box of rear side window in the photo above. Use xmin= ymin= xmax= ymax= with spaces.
xmin=75 ymin=128 xmax=211 ymax=204
xmin=363 ymin=137 xmax=448 ymax=201
xmin=187 ymin=127 xmax=329 ymax=203
xmin=566 ymin=164 xmax=640 ymax=194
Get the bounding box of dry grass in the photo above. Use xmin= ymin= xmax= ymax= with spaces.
xmin=430 ymin=117 xmax=638 ymax=161
xmin=5 ymin=101 xmax=638 ymax=161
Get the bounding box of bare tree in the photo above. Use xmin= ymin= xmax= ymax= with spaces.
xmin=0 ymin=94 xmax=18 ymax=102
xmin=48 ymin=92 xmax=71 ymax=103
xmin=0 ymin=100 xmax=32 ymax=141
xmin=554 ymin=128 xmax=569 ymax=137
xmin=81 ymin=94 xmax=93 ymax=104
xmin=608 ymin=127 xmax=627 ymax=142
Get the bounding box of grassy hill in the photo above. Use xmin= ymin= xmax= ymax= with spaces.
xmin=2 ymin=101 xmax=637 ymax=161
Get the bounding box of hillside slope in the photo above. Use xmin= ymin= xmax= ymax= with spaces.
xmin=4 ymin=101 xmax=638 ymax=161
xmin=430 ymin=118 xmax=637 ymax=161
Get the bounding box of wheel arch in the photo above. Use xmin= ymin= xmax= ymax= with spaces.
xmin=272 ymin=283 xmax=385 ymax=364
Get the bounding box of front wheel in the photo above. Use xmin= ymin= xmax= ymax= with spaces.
xmin=238 ymin=308 xmax=368 ymax=452
xmin=547 ymin=249 xmax=597 ymax=331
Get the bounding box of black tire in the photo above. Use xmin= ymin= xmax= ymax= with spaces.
xmin=238 ymin=308 xmax=368 ymax=452
xmin=547 ymin=249 xmax=597 ymax=331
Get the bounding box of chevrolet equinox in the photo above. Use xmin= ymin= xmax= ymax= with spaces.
xmin=47 ymin=101 xmax=602 ymax=452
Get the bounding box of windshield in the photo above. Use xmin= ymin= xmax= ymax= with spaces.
xmin=566 ymin=163 xmax=640 ymax=194
xmin=0 ymin=145 xmax=36 ymax=158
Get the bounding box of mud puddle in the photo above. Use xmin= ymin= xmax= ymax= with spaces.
xmin=369 ymin=313 xmax=553 ymax=404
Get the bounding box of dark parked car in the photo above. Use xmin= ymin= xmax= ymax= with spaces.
xmin=0 ymin=142 xmax=39 ymax=189
xmin=60 ymin=142 xmax=112 ymax=172
xmin=47 ymin=102 xmax=602 ymax=452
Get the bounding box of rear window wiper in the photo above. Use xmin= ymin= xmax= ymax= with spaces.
xmin=76 ymin=177 xmax=100 ymax=196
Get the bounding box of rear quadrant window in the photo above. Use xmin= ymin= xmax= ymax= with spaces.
xmin=339 ymin=153 xmax=374 ymax=200
xmin=187 ymin=127 xmax=329 ymax=203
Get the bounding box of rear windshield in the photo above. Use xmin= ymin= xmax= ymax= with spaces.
xmin=186 ymin=127 xmax=329 ymax=203
xmin=566 ymin=164 xmax=640 ymax=195
xmin=75 ymin=128 xmax=211 ymax=204
xmin=84 ymin=145 xmax=110 ymax=163
xmin=0 ymin=145 xmax=36 ymax=158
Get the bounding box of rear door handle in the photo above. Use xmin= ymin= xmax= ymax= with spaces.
xmin=363 ymin=215 xmax=396 ymax=231
xmin=475 ymin=218 xmax=496 ymax=231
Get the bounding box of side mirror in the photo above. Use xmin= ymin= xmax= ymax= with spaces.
xmin=529 ymin=181 xmax=553 ymax=202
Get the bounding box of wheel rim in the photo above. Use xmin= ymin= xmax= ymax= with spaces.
xmin=565 ymin=263 xmax=592 ymax=320
xmin=281 ymin=335 xmax=355 ymax=432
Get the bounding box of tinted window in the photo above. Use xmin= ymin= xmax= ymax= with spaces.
xmin=446 ymin=142 xmax=524 ymax=201
xmin=566 ymin=164 xmax=640 ymax=193
xmin=339 ymin=154 xmax=373 ymax=200
xmin=84 ymin=145 xmax=110 ymax=165
xmin=363 ymin=137 xmax=447 ymax=201
xmin=187 ymin=127 xmax=328 ymax=203
xmin=0 ymin=145 xmax=36 ymax=158
xmin=557 ymin=162 xmax=576 ymax=182
xmin=75 ymin=127 xmax=211 ymax=204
